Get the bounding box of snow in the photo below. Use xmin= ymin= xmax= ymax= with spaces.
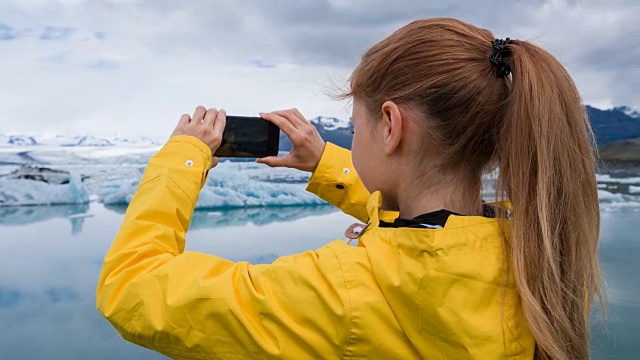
xmin=33 ymin=134 xmax=82 ymax=147
xmin=0 ymin=133 xmax=164 ymax=148
xmin=629 ymin=186 xmax=640 ymax=194
xmin=614 ymin=106 xmax=640 ymax=119
xmin=74 ymin=136 xmax=113 ymax=147
xmin=0 ymin=135 xmax=38 ymax=146
xmin=310 ymin=116 xmax=351 ymax=131
xmin=0 ymin=146 xmax=159 ymax=166
xmin=34 ymin=134 xmax=113 ymax=147
xmin=110 ymin=136 xmax=163 ymax=147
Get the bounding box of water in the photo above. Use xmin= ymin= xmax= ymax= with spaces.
xmin=0 ymin=202 xmax=638 ymax=359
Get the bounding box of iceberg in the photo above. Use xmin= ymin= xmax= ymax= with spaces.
xmin=0 ymin=165 xmax=90 ymax=184
xmin=98 ymin=162 xmax=326 ymax=209
xmin=595 ymin=174 xmax=640 ymax=184
xmin=0 ymin=171 xmax=89 ymax=206
xmin=597 ymin=189 xmax=640 ymax=212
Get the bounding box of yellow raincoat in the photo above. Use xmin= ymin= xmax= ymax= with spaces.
xmin=97 ymin=135 xmax=535 ymax=359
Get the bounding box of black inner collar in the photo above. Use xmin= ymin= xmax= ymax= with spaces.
xmin=379 ymin=204 xmax=503 ymax=229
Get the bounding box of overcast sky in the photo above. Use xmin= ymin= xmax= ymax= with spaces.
xmin=0 ymin=0 xmax=638 ymax=138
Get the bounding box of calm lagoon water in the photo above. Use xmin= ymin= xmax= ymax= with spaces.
xmin=0 ymin=202 xmax=638 ymax=359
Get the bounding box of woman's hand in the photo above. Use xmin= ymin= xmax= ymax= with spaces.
xmin=171 ymin=106 xmax=226 ymax=168
xmin=257 ymin=109 xmax=325 ymax=173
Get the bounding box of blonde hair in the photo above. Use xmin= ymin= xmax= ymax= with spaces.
xmin=341 ymin=18 xmax=605 ymax=359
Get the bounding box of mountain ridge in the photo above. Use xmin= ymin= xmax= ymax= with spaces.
xmin=1 ymin=106 xmax=637 ymax=149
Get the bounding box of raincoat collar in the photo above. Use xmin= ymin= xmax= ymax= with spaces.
xmin=365 ymin=190 xmax=504 ymax=231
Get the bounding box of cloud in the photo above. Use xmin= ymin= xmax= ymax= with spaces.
xmin=39 ymin=25 xmax=76 ymax=41
xmin=0 ymin=0 xmax=637 ymax=137
xmin=0 ymin=23 xmax=19 ymax=41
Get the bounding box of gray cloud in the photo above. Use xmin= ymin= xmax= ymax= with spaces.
xmin=128 ymin=0 xmax=640 ymax=106
xmin=0 ymin=0 xmax=637 ymax=136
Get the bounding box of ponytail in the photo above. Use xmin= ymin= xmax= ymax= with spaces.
xmin=497 ymin=40 xmax=604 ymax=360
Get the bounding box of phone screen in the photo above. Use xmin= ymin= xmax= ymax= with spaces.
xmin=214 ymin=116 xmax=280 ymax=158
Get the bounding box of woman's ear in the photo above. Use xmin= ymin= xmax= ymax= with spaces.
xmin=380 ymin=101 xmax=403 ymax=155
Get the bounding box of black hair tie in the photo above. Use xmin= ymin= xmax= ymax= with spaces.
xmin=489 ymin=38 xmax=512 ymax=78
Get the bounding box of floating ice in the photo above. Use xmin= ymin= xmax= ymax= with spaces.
xmin=598 ymin=189 xmax=626 ymax=201
xmin=97 ymin=178 xmax=139 ymax=206
xmin=98 ymin=162 xmax=326 ymax=209
xmin=597 ymin=189 xmax=640 ymax=212
xmin=596 ymin=174 xmax=640 ymax=184
xmin=2 ymin=143 xmax=640 ymax=213
xmin=0 ymin=171 xmax=89 ymax=206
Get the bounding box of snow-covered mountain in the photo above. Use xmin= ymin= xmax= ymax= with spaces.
xmin=0 ymin=134 xmax=38 ymax=146
xmin=4 ymin=105 xmax=636 ymax=150
xmin=0 ymin=116 xmax=352 ymax=150
xmin=279 ymin=115 xmax=354 ymax=151
xmin=0 ymin=133 xmax=163 ymax=147
xmin=613 ymin=106 xmax=640 ymax=119
xmin=309 ymin=116 xmax=351 ymax=130
xmin=110 ymin=136 xmax=163 ymax=147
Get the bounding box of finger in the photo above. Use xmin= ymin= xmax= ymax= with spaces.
xmin=273 ymin=108 xmax=308 ymax=127
xmin=291 ymin=108 xmax=310 ymax=125
xmin=178 ymin=114 xmax=191 ymax=125
xmin=210 ymin=156 xmax=220 ymax=169
xmin=191 ymin=105 xmax=207 ymax=124
xmin=212 ymin=109 xmax=227 ymax=138
xmin=260 ymin=112 xmax=297 ymax=139
xmin=203 ymin=108 xmax=218 ymax=127
xmin=272 ymin=109 xmax=303 ymax=128
xmin=256 ymin=155 xmax=290 ymax=168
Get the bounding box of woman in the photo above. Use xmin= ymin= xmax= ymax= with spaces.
xmin=97 ymin=18 xmax=604 ymax=359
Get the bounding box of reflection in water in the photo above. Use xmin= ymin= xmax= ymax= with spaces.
xmin=0 ymin=288 xmax=21 ymax=308
xmin=0 ymin=203 xmax=335 ymax=237
xmin=0 ymin=203 xmax=90 ymax=235
xmin=0 ymin=203 xmax=637 ymax=359
xmin=105 ymin=204 xmax=337 ymax=229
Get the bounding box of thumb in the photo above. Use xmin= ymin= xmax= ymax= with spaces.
xmin=256 ymin=156 xmax=289 ymax=168
xmin=210 ymin=156 xmax=220 ymax=169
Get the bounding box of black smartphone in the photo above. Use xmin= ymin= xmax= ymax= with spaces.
xmin=214 ymin=116 xmax=280 ymax=158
